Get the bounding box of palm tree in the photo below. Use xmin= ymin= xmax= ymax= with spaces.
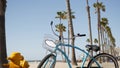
xmin=93 ymin=0 xmax=105 ymax=53
xmin=55 ymin=11 xmax=67 ymax=23
xmin=94 ymin=38 xmax=98 ymax=55
xmin=100 ymin=17 xmax=108 ymax=53
xmin=86 ymin=0 xmax=93 ymax=56
xmin=55 ymin=23 xmax=66 ymax=61
xmin=94 ymin=38 xmax=98 ymax=45
xmin=55 ymin=23 xmax=66 ymax=39
xmin=65 ymin=0 xmax=77 ymax=65
xmin=105 ymin=25 xmax=116 ymax=55
xmin=110 ymin=36 xmax=116 ymax=55
xmin=105 ymin=26 xmax=110 ymax=46
xmin=106 ymin=26 xmax=116 ymax=55
xmin=100 ymin=18 xmax=108 ymax=27
xmin=86 ymin=38 xmax=90 ymax=44
xmin=55 ymin=10 xmax=75 ymax=59
xmin=55 ymin=11 xmax=75 ymax=22
xmin=0 ymin=0 xmax=8 ymax=67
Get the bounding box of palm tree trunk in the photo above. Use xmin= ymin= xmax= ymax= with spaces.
xmin=86 ymin=0 xmax=93 ymax=56
xmin=112 ymin=46 xmax=115 ymax=56
xmin=68 ymin=24 xmax=70 ymax=58
xmin=110 ymin=46 xmax=113 ymax=55
xmin=66 ymin=0 xmax=77 ymax=65
xmin=100 ymin=28 xmax=104 ymax=53
xmin=102 ymin=29 xmax=106 ymax=53
xmin=97 ymin=6 xmax=101 ymax=54
xmin=0 ymin=0 xmax=8 ymax=67
xmin=61 ymin=32 xmax=66 ymax=61
xmin=60 ymin=32 xmax=65 ymax=61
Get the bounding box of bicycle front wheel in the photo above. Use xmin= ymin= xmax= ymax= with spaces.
xmin=37 ymin=54 xmax=56 ymax=68
xmin=87 ymin=53 xmax=119 ymax=68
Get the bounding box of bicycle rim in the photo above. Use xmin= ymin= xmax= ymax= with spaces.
xmin=87 ymin=53 xmax=118 ymax=68
xmin=37 ymin=54 xmax=56 ymax=68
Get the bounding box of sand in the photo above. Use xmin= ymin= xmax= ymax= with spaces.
xmin=29 ymin=61 xmax=120 ymax=68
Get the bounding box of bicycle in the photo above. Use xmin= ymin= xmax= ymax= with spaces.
xmin=38 ymin=21 xmax=119 ymax=68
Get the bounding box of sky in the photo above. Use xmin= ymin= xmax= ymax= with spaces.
xmin=5 ymin=0 xmax=120 ymax=60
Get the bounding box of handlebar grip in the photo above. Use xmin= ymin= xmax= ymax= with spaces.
xmin=77 ymin=33 xmax=86 ymax=37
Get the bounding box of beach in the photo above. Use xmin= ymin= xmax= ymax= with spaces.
xmin=29 ymin=61 xmax=85 ymax=68
xmin=29 ymin=61 xmax=120 ymax=68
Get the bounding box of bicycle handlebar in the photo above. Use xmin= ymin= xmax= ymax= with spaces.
xmin=50 ymin=21 xmax=86 ymax=40
xmin=77 ymin=33 xmax=86 ymax=37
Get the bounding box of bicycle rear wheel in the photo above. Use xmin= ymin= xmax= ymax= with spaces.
xmin=37 ymin=54 xmax=56 ymax=68
xmin=87 ymin=53 xmax=119 ymax=68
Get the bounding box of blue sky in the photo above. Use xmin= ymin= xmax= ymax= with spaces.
xmin=5 ymin=0 xmax=120 ymax=60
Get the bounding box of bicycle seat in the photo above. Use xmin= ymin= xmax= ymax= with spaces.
xmin=86 ymin=45 xmax=100 ymax=52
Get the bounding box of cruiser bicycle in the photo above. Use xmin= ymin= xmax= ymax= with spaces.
xmin=38 ymin=21 xmax=119 ymax=68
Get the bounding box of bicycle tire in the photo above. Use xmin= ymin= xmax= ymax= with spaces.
xmin=87 ymin=53 xmax=119 ymax=68
xmin=37 ymin=54 xmax=56 ymax=68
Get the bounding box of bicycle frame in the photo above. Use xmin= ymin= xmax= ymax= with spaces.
xmin=51 ymin=42 xmax=101 ymax=68
xmin=41 ymin=22 xmax=118 ymax=68
xmin=43 ymin=21 xmax=102 ymax=68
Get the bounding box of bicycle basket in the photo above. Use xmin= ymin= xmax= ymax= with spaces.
xmin=42 ymin=34 xmax=59 ymax=52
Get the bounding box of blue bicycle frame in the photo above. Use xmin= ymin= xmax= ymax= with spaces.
xmin=51 ymin=42 xmax=101 ymax=68
xmin=43 ymin=21 xmax=116 ymax=68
